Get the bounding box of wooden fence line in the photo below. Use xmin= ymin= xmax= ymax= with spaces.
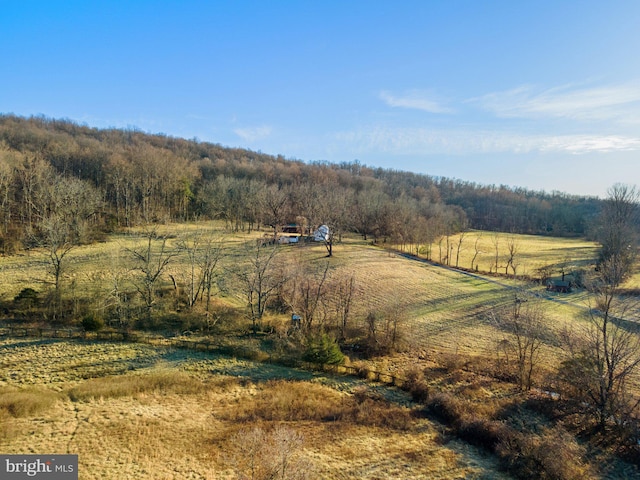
xmin=1 ymin=327 xmax=406 ymax=387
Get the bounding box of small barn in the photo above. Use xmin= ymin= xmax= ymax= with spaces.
xmin=546 ymin=280 xmax=571 ymax=293
xmin=276 ymin=224 xmax=302 ymax=244
xmin=282 ymin=224 xmax=301 ymax=234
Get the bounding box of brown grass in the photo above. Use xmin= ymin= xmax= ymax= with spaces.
xmin=0 ymin=225 xmax=613 ymax=373
xmin=0 ymin=338 xmax=511 ymax=479
xmin=1 ymin=226 xmax=637 ymax=477
xmin=229 ymin=379 xmax=345 ymax=422
xmin=0 ymin=386 xmax=62 ymax=417
xmin=409 ymin=230 xmax=599 ymax=277
xmin=68 ymin=369 xmax=210 ymax=401
xmin=228 ymin=379 xmax=416 ymax=431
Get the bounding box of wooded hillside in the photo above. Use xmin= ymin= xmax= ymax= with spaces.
xmin=0 ymin=114 xmax=601 ymax=253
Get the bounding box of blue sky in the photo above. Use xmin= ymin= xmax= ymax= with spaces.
xmin=2 ymin=1 xmax=640 ymax=197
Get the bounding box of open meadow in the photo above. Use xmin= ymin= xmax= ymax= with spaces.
xmin=0 ymin=224 xmax=636 ymax=383
xmin=414 ymin=230 xmax=600 ymax=279
xmin=1 ymin=224 xmax=640 ymax=478
xmin=0 ymin=338 xmax=510 ymax=480
xmin=0 ymin=224 xmax=612 ymax=363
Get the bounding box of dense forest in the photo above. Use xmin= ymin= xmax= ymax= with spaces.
xmin=0 ymin=114 xmax=601 ymax=254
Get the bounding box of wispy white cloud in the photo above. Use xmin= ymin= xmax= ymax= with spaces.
xmin=379 ymin=90 xmax=453 ymax=114
xmin=234 ymin=125 xmax=273 ymax=142
xmin=333 ymin=127 xmax=640 ymax=156
xmin=539 ymin=134 xmax=640 ymax=154
xmin=471 ymin=82 xmax=640 ymax=123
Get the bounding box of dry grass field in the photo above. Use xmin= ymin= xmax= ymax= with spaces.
xmin=0 ymin=224 xmax=629 ymax=378
xmin=2 ymin=224 xmax=640 ymax=478
xmin=0 ymin=338 xmax=510 ymax=479
xmin=0 ymin=224 xmax=601 ymax=300
xmin=413 ymin=230 xmax=600 ymax=279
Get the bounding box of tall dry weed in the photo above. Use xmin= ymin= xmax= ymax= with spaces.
xmin=0 ymin=387 xmax=61 ymax=417
xmin=232 ymin=380 xmax=343 ymax=422
xmin=337 ymin=387 xmax=416 ymax=430
xmin=68 ymin=370 xmax=206 ymax=401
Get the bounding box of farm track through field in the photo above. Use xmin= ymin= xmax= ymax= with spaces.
xmin=341 ymin=248 xmax=515 ymax=355
xmin=390 ymin=249 xmax=640 ymax=392
xmin=397 ymin=251 xmax=594 ymax=308
xmin=396 ymin=250 xmax=640 ymax=331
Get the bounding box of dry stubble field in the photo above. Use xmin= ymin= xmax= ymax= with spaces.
xmin=323 ymin=237 xmax=603 ymax=371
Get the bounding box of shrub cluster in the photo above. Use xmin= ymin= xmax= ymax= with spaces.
xmin=231 ymin=380 xmax=416 ymax=431
xmin=337 ymin=387 xmax=415 ymax=431
xmin=401 ymin=367 xmax=430 ymax=403
xmin=425 ymin=392 xmax=590 ymax=479
xmin=81 ymin=314 xmax=104 ymax=332
xmin=497 ymin=428 xmax=588 ymax=480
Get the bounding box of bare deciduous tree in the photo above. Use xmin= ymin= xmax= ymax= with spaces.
xmin=596 ymin=183 xmax=639 ymax=285
xmin=103 ymin=247 xmax=130 ymax=328
xmin=238 ymin=242 xmax=287 ymax=332
xmin=470 ymin=233 xmax=482 ymax=271
xmin=227 ymin=425 xmax=309 ymax=480
xmin=505 ymin=235 xmax=519 ymax=278
xmin=38 ymin=175 xmax=102 ymax=318
xmin=493 ymin=294 xmax=548 ymax=391
xmin=363 ymin=303 xmax=407 ymax=355
xmin=331 ymin=272 xmax=356 ymax=341
xmin=454 ymin=230 xmax=467 ymax=268
xmin=42 ymin=215 xmax=75 ymax=294
xmin=200 ymin=237 xmax=224 ymax=316
xmin=0 ymin=150 xmax=16 ymax=240
xmin=491 ymin=232 xmax=500 ymax=274
xmin=130 ymin=229 xmax=176 ymax=322
xmin=176 ymin=231 xmax=223 ymax=312
xmin=556 ymin=184 xmax=640 ymax=432
xmin=260 ymin=184 xmax=291 ymax=236
xmin=283 ymin=261 xmax=330 ymax=332
xmin=559 ymin=258 xmax=640 ymax=432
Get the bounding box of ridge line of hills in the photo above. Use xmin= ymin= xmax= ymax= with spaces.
xmin=0 ymin=114 xmax=601 ymax=251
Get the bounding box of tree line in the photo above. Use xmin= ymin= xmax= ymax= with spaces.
xmin=0 ymin=114 xmax=603 ymax=256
